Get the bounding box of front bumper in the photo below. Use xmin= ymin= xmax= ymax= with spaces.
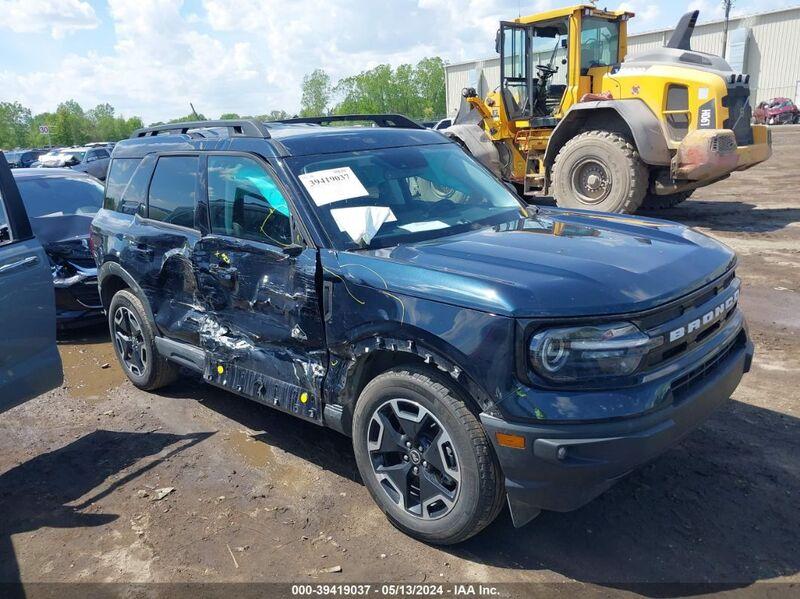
xmin=54 ymin=266 xmax=104 ymax=328
xmin=481 ymin=332 xmax=753 ymax=528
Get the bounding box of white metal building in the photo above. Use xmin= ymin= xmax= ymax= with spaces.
xmin=445 ymin=5 xmax=800 ymax=116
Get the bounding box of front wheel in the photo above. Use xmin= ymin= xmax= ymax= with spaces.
xmin=352 ymin=367 xmax=504 ymax=545
xmin=551 ymin=130 xmax=648 ymax=214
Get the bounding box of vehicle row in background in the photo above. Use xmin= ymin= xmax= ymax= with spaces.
xmin=35 ymin=146 xmax=112 ymax=180
xmin=754 ymin=98 xmax=799 ymax=126
xmin=2 ymin=142 xmax=114 ymax=180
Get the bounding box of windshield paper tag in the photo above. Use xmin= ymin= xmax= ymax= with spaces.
xmin=299 ymin=167 xmax=369 ymax=206
xmin=330 ymin=206 xmax=396 ymax=245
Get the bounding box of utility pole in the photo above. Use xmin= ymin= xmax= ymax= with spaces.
xmin=721 ymin=0 xmax=734 ymax=59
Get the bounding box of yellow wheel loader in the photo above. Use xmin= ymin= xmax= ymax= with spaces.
xmin=444 ymin=5 xmax=772 ymax=213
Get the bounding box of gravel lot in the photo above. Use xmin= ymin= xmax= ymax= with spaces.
xmin=1 ymin=128 xmax=798 ymax=594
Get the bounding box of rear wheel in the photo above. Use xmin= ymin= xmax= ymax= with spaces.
xmin=352 ymin=367 xmax=504 ymax=545
xmin=109 ymin=290 xmax=178 ymax=391
xmin=551 ymin=130 xmax=648 ymax=214
xmin=641 ymin=190 xmax=694 ymax=210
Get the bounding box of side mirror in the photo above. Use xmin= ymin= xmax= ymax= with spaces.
xmin=495 ymin=29 xmax=501 ymax=54
xmin=282 ymin=243 xmax=305 ymax=257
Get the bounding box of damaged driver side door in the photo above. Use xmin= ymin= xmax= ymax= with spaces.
xmin=193 ymin=153 xmax=326 ymax=422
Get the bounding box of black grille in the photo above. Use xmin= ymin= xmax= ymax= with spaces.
xmin=723 ymin=85 xmax=753 ymax=146
xmin=671 ymin=332 xmax=744 ymax=402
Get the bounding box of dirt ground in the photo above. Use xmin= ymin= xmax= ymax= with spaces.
xmin=1 ymin=128 xmax=798 ymax=595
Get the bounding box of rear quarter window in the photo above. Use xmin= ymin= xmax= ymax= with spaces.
xmin=147 ymin=156 xmax=199 ymax=228
xmin=104 ymin=158 xmax=143 ymax=211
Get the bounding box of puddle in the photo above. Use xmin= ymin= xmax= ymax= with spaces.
xmin=229 ymin=429 xmax=272 ymax=468
xmin=58 ymin=341 xmax=126 ymax=401
xmin=228 ymin=430 xmax=311 ymax=493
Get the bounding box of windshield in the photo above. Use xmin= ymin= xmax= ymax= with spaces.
xmin=580 ymin=17 xmax=620 ymax=71
xmin=17 ymin=176 xmax=104 ymax=218
xmin=288 ymin=144 xmax=524 ymax=250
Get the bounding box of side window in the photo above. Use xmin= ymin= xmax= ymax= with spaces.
xmin=86 ymin=150 xmax=98 ymax=162
xmin=96 ymin=149 xmax=110 ymax=159
xmin=147 ymin=156 xmax=198 ymax=228
xmin=207 ymin=155 xmax=292 ymax=246
xmin=104 ymin=158 xmax=142 ymax=211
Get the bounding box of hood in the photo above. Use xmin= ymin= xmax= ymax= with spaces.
xmin=332 ymin=209 xmax=735 ymax=318
xmin=30 ymin=213 xmax=95 ymax=267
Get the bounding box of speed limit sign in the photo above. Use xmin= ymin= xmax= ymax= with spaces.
xmin=38 ymin=125 xmax=50 ymax=134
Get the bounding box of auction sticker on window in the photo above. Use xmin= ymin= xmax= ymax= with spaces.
xmin=299 ymin=167 xmax=369 ymax=206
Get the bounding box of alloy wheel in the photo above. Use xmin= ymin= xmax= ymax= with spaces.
xmin=367 ymin=398 xmax=460 ymax=520
xmin=113 ymin=305 xmax=148 ymax=377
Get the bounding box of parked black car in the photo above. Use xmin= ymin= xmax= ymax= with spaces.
xmin=92 ymin=118 xmax=752 ymax=544
xmin=13 ymin=168 xmax=105 ymax=327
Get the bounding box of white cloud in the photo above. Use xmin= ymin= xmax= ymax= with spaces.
xmin=0 ymin=0 xmax=100 ymax=39
xmin=618 ymin=2 xmax=661 ymax=29
xmin=0 ymin=0 xmax=778 ymax=123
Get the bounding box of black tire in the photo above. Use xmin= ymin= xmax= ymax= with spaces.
xmin=108 ymin=289 xmax=179 ymax=391
xmin=641 ymin=190 xmax=694 ymax=210
xmin=352 ymin=367 xmax=504 ymax=545
xmin=551 ymin=130 xmax=648 ymax=213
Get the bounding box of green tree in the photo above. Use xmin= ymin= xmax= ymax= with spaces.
xmin=168 ymin=113 xmax=208 ymax=124
xmin=330 ymin=57 xmax=446 ymax=120
xmin=0 ymin=101 xmax=33 ymax=149
xmin=219 ymin=112 xmax=241 ymax=120
xmin=52 ymin=100 xmax=89 ymax=146
xmin=413 ymin=57 xmax=446 ymax=119
xmin=260 ymin=109 xmax=290 ymax=121
xmin=300 ymin=69 xmax=331 ymax=117
xmin=87 ymin=103 xmax=119 ymax=141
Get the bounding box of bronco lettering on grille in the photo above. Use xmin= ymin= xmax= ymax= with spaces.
xmin=669 ymin=289 xmax=740 ymax=343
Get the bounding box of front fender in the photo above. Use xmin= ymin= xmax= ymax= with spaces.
xmin=545 ymin=99 xmax=672 ymax=169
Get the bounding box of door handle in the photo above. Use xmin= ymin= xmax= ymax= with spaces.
xmin=0 ymin=255 xmax=39 ymax=275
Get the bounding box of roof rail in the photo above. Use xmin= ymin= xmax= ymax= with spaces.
xmin=275 ymin=114 xmax=424 ymax=130
xmin=131 ymin=119 xmax=270 ymax=139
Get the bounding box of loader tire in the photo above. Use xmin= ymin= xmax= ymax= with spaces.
xmin=552 ymin=130 xmax=648 ymax=214
xmin=641 ymin=190 xmax=694 ymax=210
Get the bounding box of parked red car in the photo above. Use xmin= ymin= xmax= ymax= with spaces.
xmin=754 ymin=98 xmax=800 ymax=125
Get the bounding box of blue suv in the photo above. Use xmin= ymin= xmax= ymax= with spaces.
xmin=91 ymin=117 xmax=753 ymax=544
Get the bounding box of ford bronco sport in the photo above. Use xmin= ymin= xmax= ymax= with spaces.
xmin=91 ymin=117 xmax=753 ymax=544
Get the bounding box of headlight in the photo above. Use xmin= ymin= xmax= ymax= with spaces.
xmin=529 ymin=322 xmax=661 ymax=383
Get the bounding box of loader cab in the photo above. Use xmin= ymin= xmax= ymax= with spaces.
xmin=497 ymin=19 xmax=569 ymax=123
xmin=495 ymin=6 xmax=630 ymax=127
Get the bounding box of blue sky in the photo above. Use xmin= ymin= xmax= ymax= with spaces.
xmin=0 ymin=0 xmax=795 ymax=123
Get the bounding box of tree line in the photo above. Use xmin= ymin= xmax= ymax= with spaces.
xmin=299 ymin=57 xmax=446 ymax=120
xmin=1 ymin=56 xmax=446 ymax=150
